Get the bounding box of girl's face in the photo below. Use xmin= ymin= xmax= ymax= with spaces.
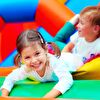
xmin=21 ymin=42 xmax=47 ymax=72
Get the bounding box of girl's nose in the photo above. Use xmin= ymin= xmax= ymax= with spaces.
xmin=31 ymin=57 xmax=37 ymax=63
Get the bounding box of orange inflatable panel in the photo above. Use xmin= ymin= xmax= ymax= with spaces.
xmin=36 ymin=0 xmax=74 ymax=36
xmin=0 ymin=66 xmax=16 ymax=76
xmin=0 ymin=97 xmax=57 ymax=100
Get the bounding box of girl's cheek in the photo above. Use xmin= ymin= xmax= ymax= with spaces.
xmin=21 ymin=60 xmax=25 ymax=64
xmin=24 ymin=60 xmax=30 ymax=65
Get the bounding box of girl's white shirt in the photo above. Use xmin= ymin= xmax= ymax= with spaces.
xmin=0 ymin=53 xmax=73 ymax=94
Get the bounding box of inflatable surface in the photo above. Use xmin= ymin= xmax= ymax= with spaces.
xmin=0 ymin=77 xmax=100 ymax=99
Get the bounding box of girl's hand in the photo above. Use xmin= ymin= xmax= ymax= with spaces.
xmin=1 ymin=88 xmax=9 ymax=97
xmin=43 ymin=89 xmax=61 ymax=98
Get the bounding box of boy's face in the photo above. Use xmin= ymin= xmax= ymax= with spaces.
xmin=21 ymin=42 xmax=47 ymax=72
xmin=77 ymin=15 xmax=94 ymax=39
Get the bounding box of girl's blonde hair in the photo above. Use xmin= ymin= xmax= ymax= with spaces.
xmin=14 ymin=29 xmax=60 ymax=66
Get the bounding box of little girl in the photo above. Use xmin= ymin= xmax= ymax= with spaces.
xmin=0 ymin=29 xmax=73 ymax=98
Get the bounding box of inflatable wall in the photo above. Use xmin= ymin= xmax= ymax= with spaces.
xmin=0 ymin=0 xmax=74 ymax=63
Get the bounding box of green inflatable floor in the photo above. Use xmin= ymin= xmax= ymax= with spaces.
xmin=0 ymin=77 xmax=100 ymax=99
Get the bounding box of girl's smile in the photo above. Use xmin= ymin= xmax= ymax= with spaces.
xmin=21 ymin=42 xmax=47 ymax=72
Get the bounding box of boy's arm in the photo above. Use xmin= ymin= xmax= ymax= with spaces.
xmin=62 ymin=42 xmax=74 ymax=52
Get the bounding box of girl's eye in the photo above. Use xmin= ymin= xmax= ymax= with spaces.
xmin=25 ymin=56 xmax=30 ymax=59
xmin=35 ymin=52 xmax=40 ymax=56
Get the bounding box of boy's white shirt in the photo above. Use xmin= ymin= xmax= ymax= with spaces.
xmin=71 ymin=32 xmax=100 ymax=63
xmin=0 ymin=53 xmax=73 ymax=94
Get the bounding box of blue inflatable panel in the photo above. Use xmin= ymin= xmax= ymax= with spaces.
xmin=0 ymin=0 xmax=39 ymax=22
xmin=38 ymin=27 xmax=53 ymax=42
xmin=66 ymin=0 xmax=100 ymax=14
xmin=0 ymin=50 xmax=17 ymax=67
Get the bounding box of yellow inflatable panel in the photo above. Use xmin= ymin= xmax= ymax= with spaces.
xmin=72 ymin=57 xmax=100 ymax=79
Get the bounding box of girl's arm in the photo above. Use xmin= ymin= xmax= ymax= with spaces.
xmin=0 ymin=66 xmax=28 ymax=96
xmin=50 ymin=58 xmax=73 ymax=97
xmin=62 ymin=42 xmax=74 ymax=52
xmin=44 ymin=89 xmax=61 ymax=98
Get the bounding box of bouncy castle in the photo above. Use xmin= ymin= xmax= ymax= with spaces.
xmin=0 ymin=0 xmax=100 ymax=99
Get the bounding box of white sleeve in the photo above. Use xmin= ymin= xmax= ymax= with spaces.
xmin=52 ymin=59 xmax=73 ymax=94
xmin=70 ymin=31 xmax=79 ymax=44
xmin=0 ymin=67 xmax=28 ymax=92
